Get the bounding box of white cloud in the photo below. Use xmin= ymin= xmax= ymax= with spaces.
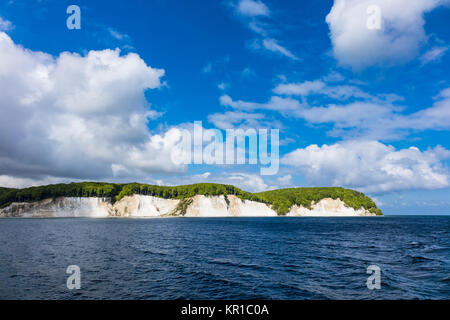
xmin=274 ymin=77 xmax=404 ymax=104
xmin=261 ymin=38 xmax=299 ymax=60
xmin=276 ymin=174 xmax=292 ymax=186
xmin=322 ymin=71 xmax=345 ymax=82
xmin=226 ymin=173 xmax=268 ymax=192
xmin=300 ymin=88 xmax=450 ymax=139
xmin=217 ymin=82 xmax=228 ymax=90
xmin=0 ymin=175 xmax=69 ymax=189
xmin=325 ymin=0 xmax=448 ymax=69
xmin=248 ymin=21 xmax=268 ymax=36
xmin=220 ymin=94 xmax=303 ymax=115
xmin=274 ymin=80 xmax=326 ymax=96
xmin=0 ymin=32 xmax=186 ymax=183
xmin=274 ymin=80 xmax=373 ymax=100
xmin=148 ymin=171 xmax=272 ymax=193
xmin=211 ymin=95 xmax=286 ymax=130
xmin=199 ymin=172 xmax=211 ymax=179
xmin=0 ymin=17 xmax=13 ymax=31
xmin=282 ymin=141 xmax=450 ymax=193
xmin=108 ymin=28 xmax=130 ymax=41
xmin=249 ymin=39 xmax=299 ymax=60
xmin=302 ymin=102 xmax=394 ymax=125
xmin=226 ymin=73 xmax=450 ymax=140
xmin=208 ymin=111 xmax=266 ymax=130
xmin=420 ymin=46 xmax=449 ymax=65
xmin=236 ymin=0 xmax=269 ymax=17
xmin=233 ymin=2 xmax=298 ymax=61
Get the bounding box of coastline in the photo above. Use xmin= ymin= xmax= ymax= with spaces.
xmin=0 ymin=194 xmax=379 ymax=218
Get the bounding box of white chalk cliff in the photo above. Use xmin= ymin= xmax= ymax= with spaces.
xmin=0 ymin=195 xmax=376 ymax=218
xmin=286 ymin=198 xmax=372 ymax=216
xmin=0 ymin=197 xmax=112 ymax=218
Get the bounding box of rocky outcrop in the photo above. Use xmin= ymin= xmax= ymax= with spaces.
xmin=112 ymin=195 xmax=180 ymax=217
xmin=183 ymin=195 xmax=277 ymax=217
xmin=286 ymin=198 xmax=376 ymax=216
xmin=0 ymin=197 xmax=112 ymax=218
xmin=0 ymin=195 xmax=376 ymax=218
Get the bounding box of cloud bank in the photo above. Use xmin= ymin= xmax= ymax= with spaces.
xmin=0 ymin=32 xmax=186 ymax=185
xmin=282 ymin=141 xmax=450 ymax=193
xmin=223 ymin=77 xmax=450 ymax=140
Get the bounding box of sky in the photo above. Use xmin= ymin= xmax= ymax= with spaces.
xmin=0 ymin=0 xmax=449 ymax=214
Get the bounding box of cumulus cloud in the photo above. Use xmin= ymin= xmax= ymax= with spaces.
xmin=325 ymin=0 xmax=449 ymax=69
xmin=226 ymin=172 xmax=269 ymax=192
xmin=0 ymin=32 xmax=186 ymax=184
xmin=282 ymin=141 xmax=450 ymax=193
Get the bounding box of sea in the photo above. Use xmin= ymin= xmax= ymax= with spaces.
xmin=0 ymin=216 xmax=448 ymax=300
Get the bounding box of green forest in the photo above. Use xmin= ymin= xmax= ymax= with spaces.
xmin=256 ymin=187 xmax=382 ymax=216
xmin=0 ymin=182 xmax=382 ymax=215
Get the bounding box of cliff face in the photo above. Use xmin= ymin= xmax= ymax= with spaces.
xmin=112 ymin=195 xmax=179 ymax=217
xmin=0 ymin=195 xmax=377 ymax=218
xmin=286 ymin=198 xmax=374 ymax=216
xmin=183 ymin=195 xmax=277 ymax=217
xmin=0 ymin=197 xmax=112 ymax=218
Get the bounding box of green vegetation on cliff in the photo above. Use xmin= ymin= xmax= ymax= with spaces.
xmin=0 ymin=182 xmax=122 ymax=210
xmin=256 ymin=187 xmax=382 ymax=216
xmin=0 ymin=187 xmax=16 ymax=196
xmin=0 ymin=182 xmax=382 ymax=216
xmin=116 ymin=182 xmax=257 ymax=202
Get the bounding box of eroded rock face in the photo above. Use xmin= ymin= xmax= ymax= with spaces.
xmin=287 ymin=198 xmax=375 ymax=217
xmin=112 ymin=195 xmax=180 ymax=217
xmin=226 ymin=195 xmax=278 ymax=217
xmin=0 ymin=197 xmax=112 ymax=218
xmin=0 ymin=195 xmax=375 ymax=218
xmin=183 ymin=195 xmax=277 ymax=217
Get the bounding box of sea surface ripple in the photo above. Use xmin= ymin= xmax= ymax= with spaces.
xmin=0 ymin=216 xmax=448 ymax=299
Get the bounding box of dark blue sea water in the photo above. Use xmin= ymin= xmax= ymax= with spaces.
xmin=0 ymin=216 xmax=448 ymax=300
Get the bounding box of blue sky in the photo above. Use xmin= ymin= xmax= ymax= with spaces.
xmin=0 ymin=0 xmax=449 ymax=214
